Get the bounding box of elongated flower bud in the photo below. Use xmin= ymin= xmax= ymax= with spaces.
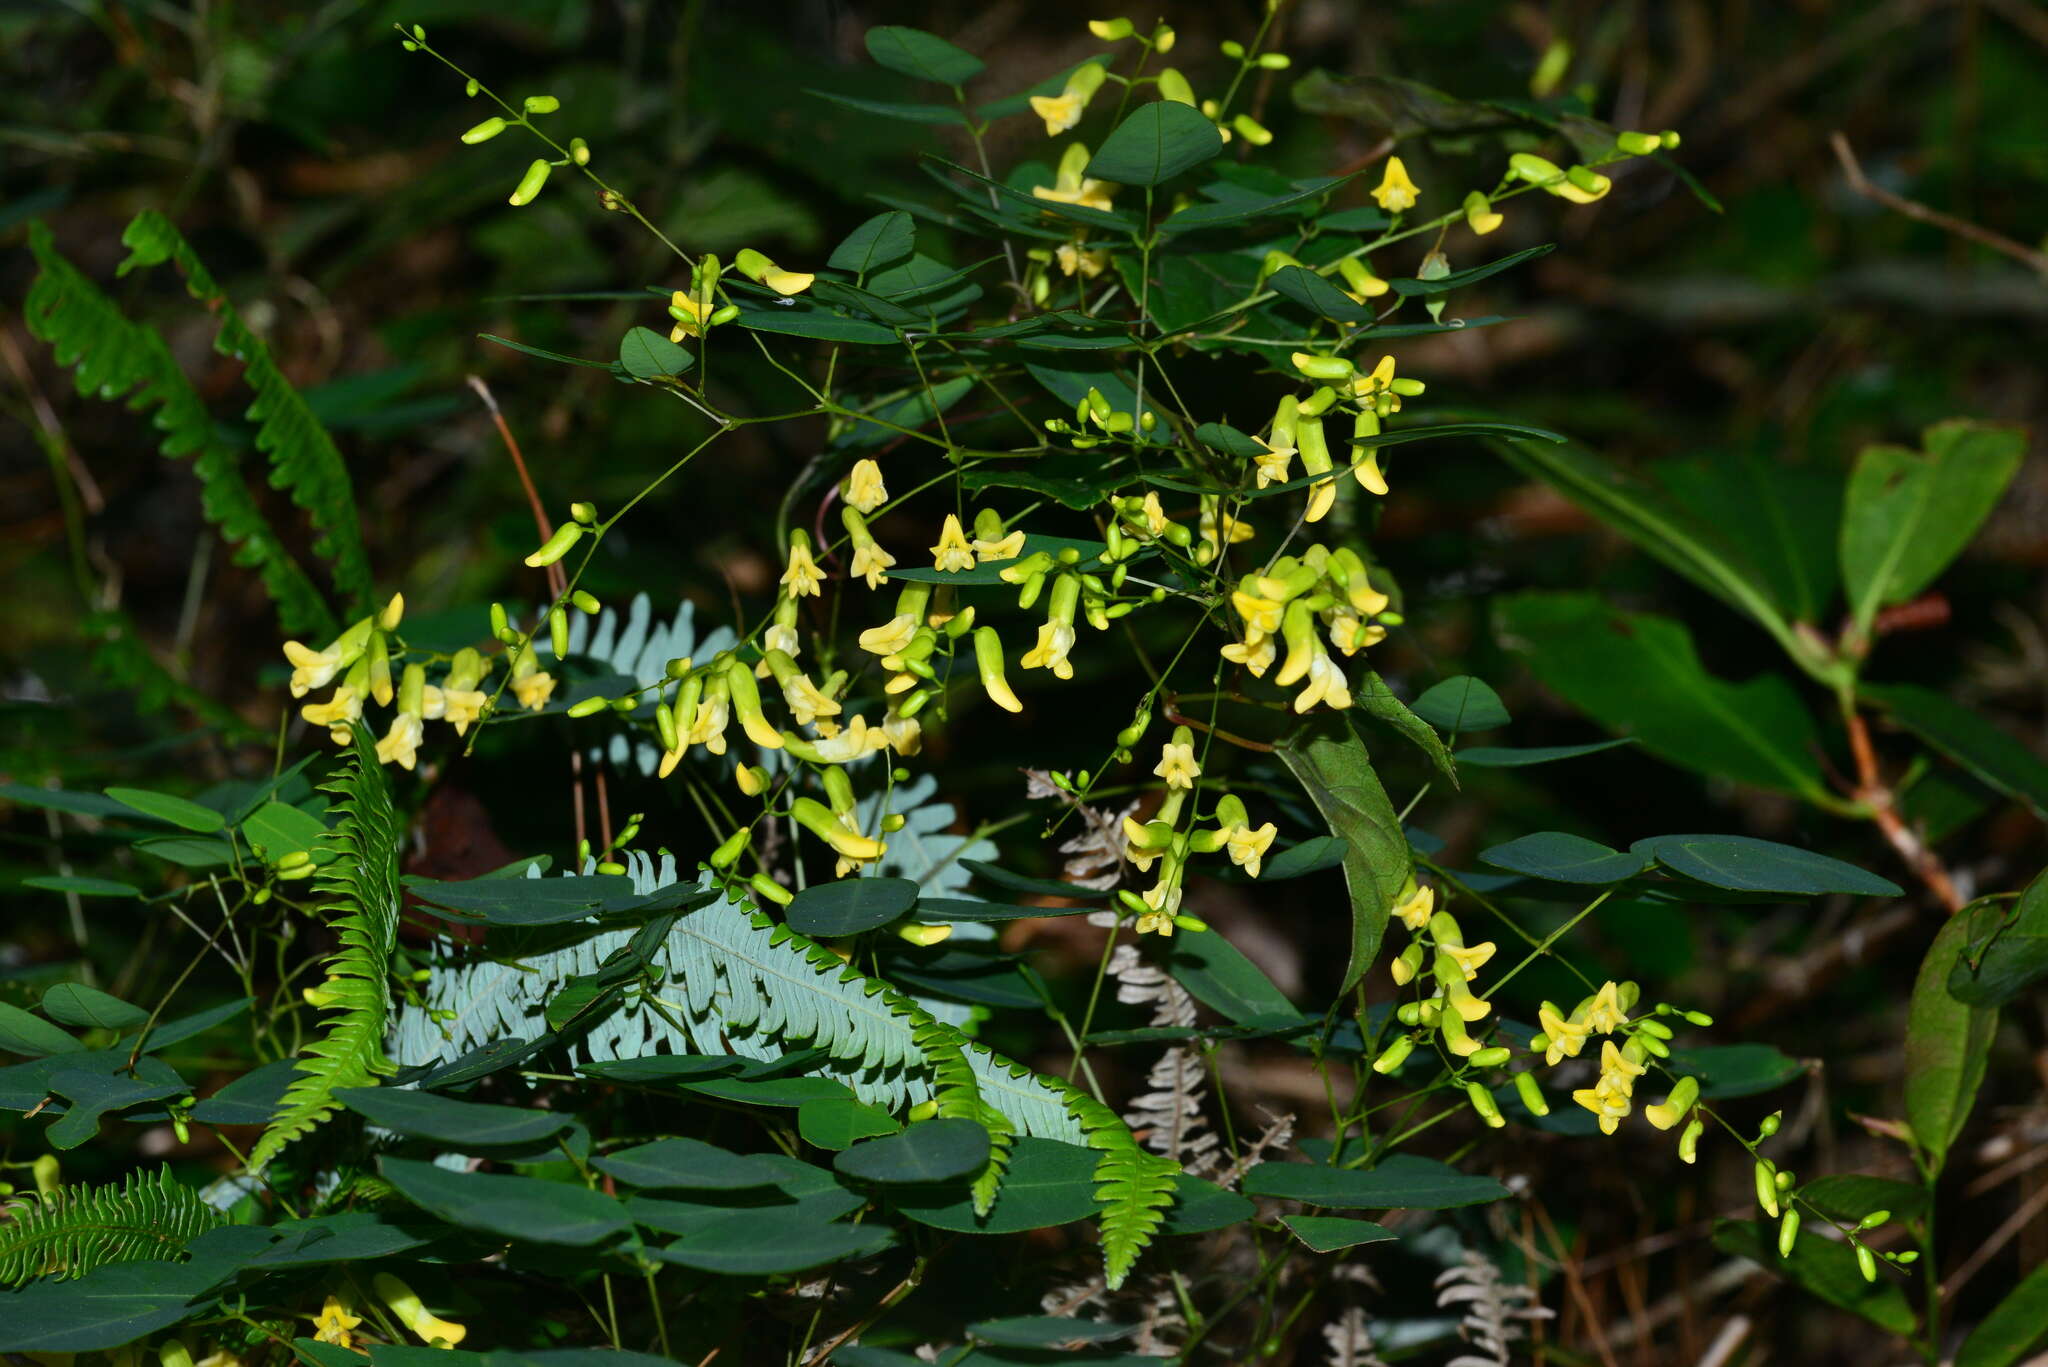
xmin=1466 ymin=1081 xmax=1505 ymax=1128
xmin=1371 ymin=1033 xmax=1414 ymax=1074
xmin=791 ymin=797 xmax=886 ymax=860
xmin=972 ymin=626 xmax=1023 ymax=713
xmin=508 ymin=158 xmax=552 ymax=207
xmin=461 ymin=117 xmax=506 ymax=143
xmin=1778 ymin=1209 xmax=1801 ymax=1258
xmin=1514 ymin=1070 xmax=1550 ymax=1117
xmin=723 ymin=660 xmax=784 ymax=749
xmin=525 ymin=522 xmax=583 ymax=567
xmin=373 ymin=1273 xmax=466 ymax=1347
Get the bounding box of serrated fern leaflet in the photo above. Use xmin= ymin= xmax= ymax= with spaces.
xmin=0 ymin=1167 xmax=224 ymax=1284
xmin=248 ymin=731 xmax=401 ymax=1171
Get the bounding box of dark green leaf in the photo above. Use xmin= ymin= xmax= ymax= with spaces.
xmin=960 ymin=859 xmax=1116 ymax=901
xmin=1157 ymin=1176 xmax=1254 ymax=1236
xmin=134 ymin=836 xmax=234 ymax=868
xmin=0 ymin=783 xmax=136 ymax=820
xmin=865 ymin=25 xmax=983 ymax=86
xmin=1161 ymin=178 xmax=1347 ymax=234
xmin=21 ymin=875 xmax=140 ymax=897
xmin=241 ymin=801 xmax=329 ymax=861
xmin=786 ymin=876 xmax=920 ymax=938
xmin=1632 ymin=835 xmax=1901 ymax=898
xmin=1024 ymin=360 xmax=1169 ymax=445
xmin=1841 ymin=420 xmax=2025 ymax=636
xmin=734 ymin=309 xmax=899 ymax=345
xmin=681 ymin=1075 xmax=856 ymax=1108
xmin=1457 ymin=739 xmax=1635 ymax=767
xmin=0 ymin=1260 xmax=236 ymax=1351
xmin=1956 ymin=1260 xmax=2048 ymax=1367
xmin=1086 ymin=101 xmax=1224 ymax=186
xmin=380 ymin=1157 xmax=629 ymax=1246
xmin=1352 ymin=674 xmax=1457 ymax=782
xmin=1278 ymin=726 xmax=1411 ymax=992
xmin=617 ymin=327 xmax=694 ymax=380
xmin=1260 ymin=836 xmax=1348 ymax=880
xmin=1948 ymin=871 xmax=2048 ymax=1007
xmin=1665 ymin=1044 xmax=1804 ymax=1099
xmin=335 ymin=1087 xmax=572 ymax=1147
xmin=1800 ymin=1174 xmax=1930 ymax=1224
xmin=1389 ymin=243 xmax=1554 ymax=295
xmin=138 ymin=997 xmax=252 ymax=1053
xmin=1905 ymin=903 xmax=1999 ymax=1174
xmin=478 ymin=334 xmax=618 ymax=370
xmin=1495 ymin=593 xmax=1833 ymax=803
xmin=808 ymin=90 xmax=968 ymax=125
xmin=1282 ymin=1215 xmax=1398 ymax=1252
xmin=970 ymin=1318 xmax=1136 ymax=1349
xmin=594 ymin=1138 xmax=786 ymax=1190
xmin=915 ymin=898 xmax=1094 ymax=922
xmin=1713 ymin=1218 xmax=1915 ymax=1334
xmin=1411 ymin=676 xmax=1509 ymax=733
xmin=1265 ymin=265 xmax=1371 ymax=322
xmin=0 ymin=1003 xmax=82 ymax=1057
xmin=1164 ymin=928 xmax=1304 ymax=1026
xmin=799 ymin=1096 xmax=903 ymax=1150
xmin=1479 ymin=832 xmax=1652 ymax=885
xmin=1193 ymin=422 xmax=1266 ymax=459
xmin=834 ymin=377 xmax=976 ymax=450
xmin=829 ymin=212 xmax=917 ymax=276
xmin=190 ymin=1057 xmax=298 ymax=1125
xmin=45 ymin=1066 xmax=187 ymax=1148
xmin=402 ymin=874 xmax=709 ymax=926
xmin=1865 ymin=683 xmax=2048 ymax=819
xmin=653 ymin=1210 xmax=894 ymax=1274
xmin=896 ymin=1137 xmax=1098 ymax=1233
xmin=231 ymin=1212 xmax=439 ymax=1270
xmin=836 ymin=1117 xmax=990 ymax=1185
xmin=1241 ymin=1155 xmax=1508 ymax=1210
xmin=40 ymin=984 xmax=148 ymax=1031
xmin=105 ymin=786 xmax=224 ymax=832
xmin=575 ymin=1054 xmax=747 ymax=1087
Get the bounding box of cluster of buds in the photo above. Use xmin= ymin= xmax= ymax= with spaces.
xmin=1258 ymin=351 xmax=1425 ymax=519
xmin=1375 ymin=886 xmax=1509 ymax=1105
xmin=1043 ymin=383 xmax=1159 ymax=447
xmin=998 ymin=540 xmax=1164 ymax=683
xmin=855 ymin=579 xmax=999 ymax=748
xmin=1748 ymin=1112 xmax=1909 ymax=1278
xmin=1116 ymin=727 xmax=1277 ymax=935
xmin=282 ymin=595 xmax=510 ymax=772
xmin=1532 ymin=982 xmax=1712 ymax=1152
xmin=1223 ymin=543 xmax=1397 ymax=712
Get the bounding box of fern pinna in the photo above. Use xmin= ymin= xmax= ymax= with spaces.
xmin=248 ymin=731 xmax=403 ymax=1172
xmin=0 ymin=1167 xmax=223 ymax=1284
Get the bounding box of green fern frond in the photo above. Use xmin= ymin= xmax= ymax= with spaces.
xmin=115 ymin=211 xmax=374 ymax=614
xmin=1063 ymin=1087 xmax=1181 ymax=1290
xmin=24 ymin=222 xmax=337 ymax=639
xmin=910 ymin=1009 xmax=1012 ymax=1216
xmin=0 ymin=1167 xmax=224 ymax=1285
xmin=248 ymin=731 xmax=402 ymax=1172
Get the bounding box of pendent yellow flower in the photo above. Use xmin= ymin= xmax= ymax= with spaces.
xmin=1028 ymin=61 xmax=1107 ymax=138
xmin=1034 ymin=142 xmax=1117 ymax=213
xmin=930 ymin=514 xmax=976 ymax=573
xmin=312 ymin=1296 xmax=362 ymax=1348
xmin=781 ymin=530 xmax=825 ymax=598
xmin=1371 ymin=156 xmax=1419 ymax=213
xmin=843 ymin=458 xmax=888 ymax=514
xmin=1153 ymin=727 xmax=1201 ymax=789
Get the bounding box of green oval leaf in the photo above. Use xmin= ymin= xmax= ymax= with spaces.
xmin=835 ymin=1117 xmax=991 ymax=1185
xmin=895 ymin=1137 xmax=1098 ymax=1233
xmin=1456 ymin=738 xmax=1636 ymax=767
xmin=1479 ymin=832 xmax=1652 ymax=885
xmin=40 ymin=984 xmax=149 ymax=1031
xmin=21 ymin=875 xmax=140 ymax=898
xmin=1411 ymin=676 xmax=1510 ymax=733
xmin=1240 ymin=1154 xmax=1508 ymax=1210
xmin=240 ymin=801 xmax=329 ymax=861
xmin=594 ymin=1137 xmax=787 ymax=1190
xmin=969 ymin=1317 xmax=1137 ymax=1349
xmin=828 ymin=212 xmax=917 ymax=276
xmin=104 ymin=787 xmax=224 ymax=832
xmin=335 ymin=1087 xmax=572 ymax=1148
xmin=865 ymin=25 xmax=983 ymax=85
xmin=785 ymin=876 xmax=920 ymax=938
xmin=1282 ymin=1214 xmax=1398 ymax=1252
xmin=1905 ymin=903 xmax=1999 ymax=1174
xmin=1085 ymin=101 xmax=1224 ymax=187
xmin=0 ymin=1002 xmax=84 ymax=1057
xmin=380 ymin=1157 xmax=629 ymax=1246
xmin=653 ymin=1209 xmax=895 ymax=1275
xmin=617 ymin=326 xmax=694 ymax=380
xmin=798 ymin=1096 xmax=903 ymax=1150
xmin=1632 ymin=834 xmax=1901 ymax=897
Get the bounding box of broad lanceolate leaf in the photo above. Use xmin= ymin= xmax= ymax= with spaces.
xmin=1164 ymin=925 xmax=1304 ymax=1027
xmin=1495 ymin=592 xmax=1833 ymax=804
xmin=1456 ymin=738 xmax=1635 ymax=767
xmin=1352 ymin=674 xmax=1456 ymax=781
xmin=380 ymin=1158 xmax=628 ymax=1246
xmin=1241 ymin=1154 xmax=1507 ymax=1210
xmin=593 ymin=1138 xmax=786 ymax=1190
xmin=1712 ymin=1218 xmax=1916 ymax=1334
xmin=1841 ymin=420 xmax=2025 ymax=637
xmin=1086 ymin=101 xmax=1224 ymax=187
xmin=1863 ymin=683 xmax=2048 ymax=819
xmin=1904 ymin=902 xmax=1999 ymax=1176
xmin=865 ymin=25 xmax=983 ymax=86
xmin=104 ymin=787 xmax=224 ymax=833
xmin=835 ymin=1117 xmax=991 ymax=1185
xmin=39 ymin=985 xmax=148 ymax=1031
xmin=1278 ymin=725 xmax=1411 ymax=992
xmin=1632 ymin=835 xmax=1900 ymax=898
xmin=1282 ymin=1215 xmax=1397 ymax=1252
xmin=0 ymin=1001 xmax=84 ymax=1057
xmin=1957 ymin=1259 xmax=2048 ymax=1367
xmin=1479 ymin=832 xmax=1652 ymax=885
xmin=334 ymin=1087 xmax=572 ymax=1148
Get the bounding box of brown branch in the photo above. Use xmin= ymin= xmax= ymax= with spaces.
xmin=467 ymin=374 xmax=566 ymax=601
xmin=1843 ymin=706 xmax=1966 ymax=912
xmin=1830 ymin=132 xmax=2048 ymax=278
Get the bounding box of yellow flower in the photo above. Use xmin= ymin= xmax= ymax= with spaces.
xmin=1371 ymin=156 xmax=1419 ymax=213
xmin=808 ymin=714 xmax=893 ymax=763
xmin=781 ymin=533 xmax=825 ymax=598
xmin=1251 ymin=433 xmax=1296 ymax=488
xmin=686 ymin=695 xmax=731 ymax=755
xmin=844 ymin=459 xmax=888 ymax=514
xmin=1392 ymin=883 xmax=1435 ymax=931
xmin=312 ymin=1296 xmax=361 ymax=1349
xmin=1537 ymin=1002 xmax=1590 ymax=1065
xmin=1463 ymin=190 xmax=1503 ymax=235
xmin=1293 ymin=650 xmax=1353 ymax=712
xmin=1136 ymin=491 xmax=1169 ymax=536
xmin=197 ymin=1353 xmax=246 ymax=1367
xmin=1034 ymin=143 xmax=1117 ymax=213
xmin=301 ymin=686 xmax=361 ymax=735
xmin=375 ymin=712 xmax=424 ymax=770
xmin=930 ymin=515 xmax=976 ymax=573
xmin=1226 ymin=821 xmax=1277 ymax=878
xmin=1220 ymin=631 xmax=1276 ymax=676
xmin=282 ymin=641 xmax=343 ymax=698
xmin=511 ymin=652 xmax=556 ymax=712
xmin=1571 ymin=1081 xmax=1632 ymax=1135
xmin=1440 ymin=939 xmax=1497 ymax=980
xmin=859 ymin=613 xmax=918 ymax=657
xmin=882 ymin=710 xmax=922 ymax=756
xmin=1325 ymin=611 xmax=1386 ymax=656
xmin=736 ymin=248 xmax=814 ymax=296
xmin=1134 ymin=910 xmax=1176 ymax=936
xmin=778 ymin=671 xmax=841 ymax=727
xmin=850 ymin=538 xmax=895 ymax=589
xmin=1153 ymin=741 xmax=1200 ymax=789
xmin=1055 ymin=242 xmax=1110 ymax=278
xmin=1230 ymin=587 xmax=1286 ymax=634
xmin=1581 ymin=981 xmax=1629 ymax=1034
xmin=973 ymin=528 xmax=1026 ymax=562
xmin=668 ymin=288 xmax=708 ymax=342
xmin=1352 ymin=354 xmax=1398 ymax=400
xmin=1142 ymin=879 xmax=1182 ymax=917
xmin=1030 ymin=91 xmax=1085 ymax=137
xmin=1597 ymin=1038 xmax=1647 ymax=1089
xmin=1020 ymin=620 xmax=1077 ymax=679
xmin=1199 ymin=500 xmax=1253 ymax=552
xmin=374 ymin=1273 xmax=467 ymax=1349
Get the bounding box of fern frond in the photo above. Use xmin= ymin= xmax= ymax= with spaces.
xmin=910 ymin=1010 xmax=1012 ymax=1216
xmin=116 ymin=211 xmax=374 ymax=613
xmin=0 ymin=1167 xmax=224 ymax=1284
xmin=24 ymin=222 xmax=337 ymax=639
xmin=249 ymin=731 xmax=402 ymax=1172
xmin=1063 ymin=1088 xmax=1180 ymax=1291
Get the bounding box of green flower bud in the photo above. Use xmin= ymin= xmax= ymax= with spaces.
xmin=566 ymin=696 xmax=609 ymax=718
xmin=525 ymin=521 xmax=582 ymax=566
xmin=1514 ymin=1070 xmax=1550 ymax=1117
xmin=572 ymin=589 xmax=601 ymax=614
xmin=508 ymin=158 xmax=552 ymax=207
xmin=462 ymin=117 xmax=507 ymax=144
xmin=1778 ymin=1209 xmax=1800 ymax=1258
xmin=523 ymin=94 xmax=560 ymax=114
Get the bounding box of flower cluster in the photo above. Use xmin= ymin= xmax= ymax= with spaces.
xmin=282 ymin=595 xmax=522 ymax=771
xmin=1223 ymin=543 xmax=1399 ymax=712
xmin=1114 ymin=726 xmax=1277 ymax=936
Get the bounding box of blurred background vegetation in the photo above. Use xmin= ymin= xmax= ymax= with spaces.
xmin=4 ymin=1 xmax=2044 ymax=1361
